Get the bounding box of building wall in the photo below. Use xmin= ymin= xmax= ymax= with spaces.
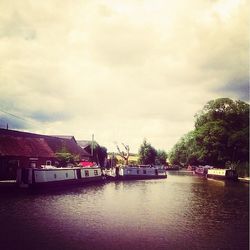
xmin=0 ymin=156 xmax=56 ymax=180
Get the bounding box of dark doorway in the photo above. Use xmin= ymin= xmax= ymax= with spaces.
xmin=0 ymin=159 xmax=19 ymax=180
xmin=76 ymin=169 xmax=82 ymax=179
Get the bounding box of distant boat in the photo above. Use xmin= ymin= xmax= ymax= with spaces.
xmin=166 ymin=165 xmax=181 ymax=171
xmin=16 ymin=165 xmax=104 ymax=189
xmin=104 ymin=168 xmax=117 ymax=180
xmin=194 ymin=165 xmax=213 ymax=176
xmin=118 ymin=165 xmax=167 ymax=180
xmin=207 ymin=168 xmax=238 ymax=181
xmin=187 ymin=165 xmax=196 ymax=171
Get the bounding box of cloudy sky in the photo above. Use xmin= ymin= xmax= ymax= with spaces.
xmin=0 ymin=0 xmax=249 ymax=153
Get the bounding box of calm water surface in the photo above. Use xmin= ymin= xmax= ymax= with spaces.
xmin=0 ymin=173 xmax=249 ymax=250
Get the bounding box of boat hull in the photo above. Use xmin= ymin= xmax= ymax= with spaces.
xmin=118 ymin=175 xmax=167 ymax=180
xmin=30 ymin=176 xmax=104 ymax=189
xmin=206 ymin=174 xmax=238 ymax=181
xmin=207 ymin=169 xmax=238 ymax=181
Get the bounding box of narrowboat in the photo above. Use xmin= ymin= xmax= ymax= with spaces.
xmin=207 ymin=168 xmax=238 ymax=181
xmin=118 ymin=165 xmax=167 ymax=180
xmin=16 ymin=165 xmax=104 ymax=189
xmin=103 ymin=167 xmax=117 ymax=180
xmin=194 ymin=165 xmax=213 ymax=176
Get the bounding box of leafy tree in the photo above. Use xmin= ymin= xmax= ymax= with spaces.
xmin=138 ymin=139 xmax=157 ymax=165
xmin=155 ymin=150 xmax=168 ymax=165
xmin=55 ymin=147 xmax=80 ymax=167
xmin=92 ymin=145 xmax=107 ymax=167
xmin=194 ymin=98 xmax=249 ymax=165
xmin=169 ymin=98 xmax=249 ymax=174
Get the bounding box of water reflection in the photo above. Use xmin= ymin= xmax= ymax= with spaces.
xmin=0 ymin=175 xmax=248 ymax=250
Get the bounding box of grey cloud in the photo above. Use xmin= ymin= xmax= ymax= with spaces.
xmin=216 ymin=79 xmax=249 ymax=101
xmin=29 ymin=111 xmax=72 ymax=123
xmin=0 ymin=114 xmax=28 ymax=130
xmin=0 ymin=12 xmax=36 ymax=40
xmin=195 ymin=6 xmax=249 ymax=83
xmin=88 ymin=18 xmax=157 ymax=67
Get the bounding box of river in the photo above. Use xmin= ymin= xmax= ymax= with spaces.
xmin=0 ymin=173 xmax=249 ymax=250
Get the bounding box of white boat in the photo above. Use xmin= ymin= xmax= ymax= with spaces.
xmin=104 ymin=168 xmax=117 ymax=180
xmin=16 ymin=165 xmax=103 ymax=189
xmin=207 ymin=168 xmax=238 ymax=181
xmin=194 ymin=165 xmax=213 ymax=176
xmin=118 ymin=165 xmax=167 ymax=180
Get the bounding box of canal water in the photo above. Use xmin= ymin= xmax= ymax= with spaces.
xmin=0 ymin=173 xmax=249 ymax=250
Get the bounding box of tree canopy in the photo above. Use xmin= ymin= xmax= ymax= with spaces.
xmin=169 ymin=98 xmax=249 ymax=169
xmin=138 ymin=139 xmax=167 ymax=165
xmin=155 ymin=150 xmax=168 ymax=165
xmin=92 ymin=145 xmax=107 ymax=167
xmin=55 ymin=147 xmax=80 ymax=167
xmin=138 ymin=139 xmax=157 ymax=165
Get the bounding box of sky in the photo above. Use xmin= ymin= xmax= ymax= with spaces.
xmin=0 ymin=0 xmax=249 ymax=153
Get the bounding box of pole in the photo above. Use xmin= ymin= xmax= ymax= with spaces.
xmin=91 ymin=134 xmax=94 ymax=157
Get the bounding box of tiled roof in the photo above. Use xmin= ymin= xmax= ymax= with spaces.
xmin=77 ymin=140 xmax=98 ymax=156
xmin=0 ymin=135 xmax=54 ymax=157
xmin=0 ymin=128 xmax=90 ymax=158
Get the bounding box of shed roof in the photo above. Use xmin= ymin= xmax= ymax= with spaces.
xmin=0 ymin=128 xmax=90 ymax=158
xmin=0 ymin=135 xmax=54 ymax=157
xmin=77 ymin=140 xmax=98 ymax=148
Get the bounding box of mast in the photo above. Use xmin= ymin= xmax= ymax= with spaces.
xmin=91 ymin=134 xmax=94 ymax=157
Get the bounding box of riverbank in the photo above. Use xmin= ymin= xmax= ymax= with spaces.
xmin=238 ymin=177 xmax=250 ymax=184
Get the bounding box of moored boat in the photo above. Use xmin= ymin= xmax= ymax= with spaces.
xmin=104 ymin=167 xmax=117 ymax=180
xmin=118 ymin=165 xmax=167 ymax=180
xmin=194 ymin=165 xmax=213 ymax=176
xmin=16 ymin=165 xmax=103 ymax=189
xmin=207 ymin=168 xmax=238 ymax=181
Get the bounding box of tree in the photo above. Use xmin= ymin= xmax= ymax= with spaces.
xmin=92 ymin=145 xmax=107 ymax=168
xmin=116 ymin=143 xmax=130 ymax=165
xmin=169 ymin=98 xmax=249 ymax=172
xmin=194 ymin=98 xmax=249 ymax=165
xmin=138 ymin=139 xmax=157 ymax=165
xmin=55 ymin=147 xmax=80 ymax=167
xmin=155 ymin=150 xmax=168 ymax=165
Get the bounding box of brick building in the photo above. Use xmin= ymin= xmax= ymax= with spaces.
xmin=0 ymin=128 xmax=91 ymax=180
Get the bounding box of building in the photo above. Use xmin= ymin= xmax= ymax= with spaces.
xmin=77 ymin=140 xmax=98 ymax=156
xmin=0 ymin=128 xmax=91 ymax=180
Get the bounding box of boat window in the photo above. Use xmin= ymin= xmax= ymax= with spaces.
xmin=143 ymin=170 xmax=146 ymax=174
xmin=65 ymin=173 xmax=68 ymax=178
xmin=94 ymin=170 xmax=98 ymax=176
xmin=137 ymin=170 xmax=139 ymax=174
xmin=85 ymin=170 xmax=89 ymax=177
xmin=46 ymin=160 xmax=52 ymax=166
xmin=30 ymin=162 xmax=36 ymax=168
xmin=54 ymin=174 xmax=57 ymax=179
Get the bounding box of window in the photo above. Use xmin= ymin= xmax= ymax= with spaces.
xmin=94 ymin=170 xmax=98 ymax=176
xmin=46 ymin=160 xmax=52 ymax=166
xmin=137 ymin=170 xmax=140 ymax=174
xmin=85 ymin=170 xmax=89 ymax=177
xmin=54 ymin=174 xmax=57 ymax=179
xmin=143 ymin=170 xmax=146 ymax=174
xmin=30 ymin=162 xmax=36 ymax=168
xmin=65 ymin=173 xmax=68 ymax=178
